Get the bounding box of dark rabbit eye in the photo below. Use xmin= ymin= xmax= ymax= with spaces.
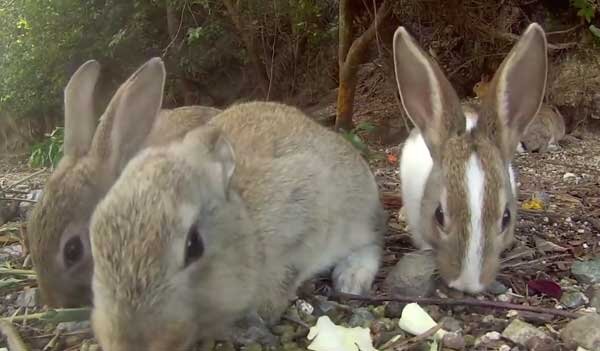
xmin=434 ymin=205 xmax=445 ymax=227
xmin=184 ymin=223 xmax=204 ymax=267
xmin=63 ymin=236 xmax=83 ymax=268
xmin=501 ymin=208 xmax=511 ymax=231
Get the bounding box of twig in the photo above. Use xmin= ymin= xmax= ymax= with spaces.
xmin=0 ymin=197 xmax=37 ymax=203
xmin=546 ymin=24 xmax=584 ymax=36
xmin=0 ymin=268 xmax=36 ymax=276
xmin=282 ymin=315 xmax=310 ymax=329
xmin=381 ymin=324 xmax=441 ymax=350
xmin=5 ymin=169 xmax=46 ymax=191
xmin=502 ymin=253 xmax=571 ymax=269
xmin=334 ymin=292 xmax=582 ymax=319
xmin=0 ymin=320 xmax=30 ymax=351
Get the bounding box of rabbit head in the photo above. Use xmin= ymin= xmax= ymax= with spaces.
xmin=28 ymin=58 xmax=216 ymax=307
xmin=90 ymin=126 xmax=260 ymax=351
xmin=395 ymin=24 xmax=547 ymax=293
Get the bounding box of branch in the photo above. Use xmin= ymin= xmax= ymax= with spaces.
xmin=334 ymin=292 xmax=582 ymax=319
xmin=338 ymin=0 xmax=353 ymax=70
xmin=5 ymin=169 xmax=46 ymax=191
xmin=476 ymin=24 xmax=578 ymax=51
xmin=0 ymin=320 xmax=29 ymax=351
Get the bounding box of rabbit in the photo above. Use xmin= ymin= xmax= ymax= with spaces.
xmin=474 ymin=75 xmax=565 ymax=153
xmin=27 ymin=58 xmax=221 ymax=308
xmin=88 ymin=81 xmax=385 ymax=350
xmin=395 ymin=23 xmax=547 ymax=294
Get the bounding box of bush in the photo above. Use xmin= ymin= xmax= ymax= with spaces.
xmin=29 ymin=127 xmax=64 ymax=169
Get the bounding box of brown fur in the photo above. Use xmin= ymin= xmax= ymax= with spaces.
xmin=90 ymin=101 xmax=385 ymax=350
xmin=28 ymin=58 xmax=221 ymax=307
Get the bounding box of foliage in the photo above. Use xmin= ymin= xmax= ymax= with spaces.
xmin=29 ymin=127 xmax=63 ymax=169
xmin=341 ymin=121 xmax=377 ymax=157
xmin=571 ymin=0 xmax=597 ymax=22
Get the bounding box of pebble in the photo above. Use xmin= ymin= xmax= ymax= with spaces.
xmin=57 ymin=321 xmax=91 ymax=333
xmin=560 ymin=291 xmax=589 ymax=309
xmin=525 ymin=336 xmax=560 ymax=351
xmin=347 ymin=307 xmax=375 ymax=328
xmin=487 ymin=280 xmax=509 ymax=295
xmin=383 ymin=251 xmax=437 ymax=297
xmin=441 ymin=316 xmax=462 ymax=332
xmin=585 ymin=284 xmax=600 ymax=311
xmin=560 ymin=313 xmax=600 ymax=350
xmin=571 ymin=258 xmax=600 ymax=284
xmin=502 ymin=319 xmax=549 ymax=346
xmin=16 ymin=287 xmax=39 ymax=308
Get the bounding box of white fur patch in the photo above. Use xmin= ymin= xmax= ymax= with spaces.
xmin=448 ymin=153 xmax=485 ymax=293
xmin=464 ymin=111 xmax=478 ymax=131
xmin=399 ymin=130 xmax=434 ymax=249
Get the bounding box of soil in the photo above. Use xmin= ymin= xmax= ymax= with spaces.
xmin=0 ymin=66 xmax=599 ymax=351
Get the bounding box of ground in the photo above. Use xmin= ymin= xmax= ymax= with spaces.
xmin=0 ymin=80 xmax=599 ymax=350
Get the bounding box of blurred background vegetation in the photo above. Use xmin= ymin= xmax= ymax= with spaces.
xmin=0 ymin=0 xmax=598 ymax=166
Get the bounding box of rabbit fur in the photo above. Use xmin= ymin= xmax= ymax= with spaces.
xmin=28 ymin=58 xmax=221 ymax=308
xmin=89 ymin=94 xmax=385 ymax=349
xmin=395 ymin=23 xmax=547 ymax=293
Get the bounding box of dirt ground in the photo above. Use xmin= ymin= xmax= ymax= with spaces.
xmin=1 ymin=79 xmax=599 ymax=350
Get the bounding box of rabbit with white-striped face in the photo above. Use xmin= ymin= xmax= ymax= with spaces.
xmin=395 ymin=23 xmax=547 ymax=293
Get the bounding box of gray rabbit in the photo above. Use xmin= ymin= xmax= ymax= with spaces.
xmin=28 ymin=58 xmax=220 ymax=308
xmin=88 ymin=60 xmax=385 ymax=350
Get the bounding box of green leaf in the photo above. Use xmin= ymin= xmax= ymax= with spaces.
xmin=40 ymin=308 xmax=91 ymax=324
xmin=589 ymin=24 xmax=600 ymax=38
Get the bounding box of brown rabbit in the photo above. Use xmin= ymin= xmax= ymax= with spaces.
xmin=397 ymin=23 xmax=547 ymax=293
xmin=88 ymin=94 xmax=385 ymax=349
xmin=28 ymin=58 xmax=220 ymax=308
xmin=474 ymin=75 xmax=565 ymax=153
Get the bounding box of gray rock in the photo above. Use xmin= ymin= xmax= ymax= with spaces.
xmin=441 ymin=316 xmax=462 ymax=332
xmin=57 ymin=321 xmax=91 ymax=333
xmin=586 ymin=284 xmax=600 ymax=311
xmin=560 ymin=313 xmax=600 ymax=350
xmin=502 ymin=319 xmax=549 ymax=346
xmin=16 ymin=287 xmax=39 ymax=308
xmin=560 ymin=291 xmax=589 ymax=309
xmin=571 ymin=258 xmax=600 ymax=284
xmin=348 ymin=307 xmax=375 ymax=328
xmin=487 ymin=280 xmax=509 ymax=295
xmin=383 ymin=251 xmax=437 ymax=297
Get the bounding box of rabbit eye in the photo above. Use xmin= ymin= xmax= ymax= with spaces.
xmin=184 ymin=223 xmax=204 ymax=267
xmin=501 ymin=208 xmax=511 ymax=231
xmin=434 ymin=205 xmax=445 ymax=228
xmin=63 ymin=236 xmax=83 ymax=268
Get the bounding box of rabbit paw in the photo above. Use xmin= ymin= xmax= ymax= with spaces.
xmin=332 ymin=244 xmax=380 ymax=295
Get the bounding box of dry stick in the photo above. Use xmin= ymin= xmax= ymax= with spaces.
xmin=334 ymin=292 xmax=581 ymax=319
xmin=503 ymin=253 xmax=571 ymax=269
xmin=0 ymin=197 xmax=37 ymax=203
xmin=4 ymin=169 xmax=46 ymax=191
xmin=0 ymin=320 xmax=30 ymax=351
xmin=381 ymin=324 xmax=442 ymax=351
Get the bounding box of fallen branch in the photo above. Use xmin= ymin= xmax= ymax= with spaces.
xmin=5 ymin=169 xmax=46 ymax=191
xmin=0 ymin=197 xmax=37 ymax=204
xmin=0 ymin=320 xmax=30 ymax=351
xmin=334 ymin=292 xmax=582 ymax=319
xmin=381 ymin=323 xmax=441 ymax=351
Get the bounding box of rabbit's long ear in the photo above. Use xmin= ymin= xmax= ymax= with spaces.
xmin=94 ymin=57 xmax=165 ymax=176
xmin=393 ymin=26 xmax=465 ymax=160
xmin=63 ymin=60 xmax=101 ymax=159
xmin=478 ymin=23 xmax=547 ymax=160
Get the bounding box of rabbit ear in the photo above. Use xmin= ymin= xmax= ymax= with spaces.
xmin=393 ymin=26 xmax=465 ymax=160
xmin=102 ymin=57 xmax=166 ymax=175
xmin=63 ymin=60 xmax=101 ymax=159
xmin=478 ymin=23 xmax=547 ymax=160
xmin=184 ymin=126 xmax=236 ymax=196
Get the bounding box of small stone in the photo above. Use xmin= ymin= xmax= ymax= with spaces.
xmin=16 ymin=287 xmax=39 ymax=307
xmin=525 ymin=336 xmax=560 ymax=351
xmin=295 ymin=299 xmax=313 ymax=317
xmin=57 ymin=321 xmax=91 ymax=333
xmin=384 ymin=301 xmax=405 ymax=318
xmin=571 ymin=258 xmax=600 ymax=284
xmin=502 ymin=319 xmax=549 ymax=346
xmin=480 ymin=331 xmax=502 ymax=344
xmin=497 ymin=293 xmax=512 ymax=302
xmin=482 ymin=315 xmax=496 ymax=324
xmin=442 ymin=331 xmax=465 ymax=349
xmin=498 ymin=345 xmax=511 ymax=351
xmin=371 ymin=305 xmax=386 ymax=319
xmin=560 ymin=291 xmax=589 ymax=309
xmin=560 ymin=313 xmax=600 ymax=350
xmin=487 ymin=280 xmax=509 ymax=295
xmin=383 ymin=251 xmax=437 ymax=297
xmin=563 ymin=172 xmax=578 ymax=181
xmin=586 ymin=284 xmax=600 ymax=311
xmin=348 ymin=307 xmax=375 ymax=328
xmin=441 ymin=316 xmax=462 ymax=332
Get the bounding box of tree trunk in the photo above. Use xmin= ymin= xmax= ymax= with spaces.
xmin=335 ymin=0 xmax=392 ymax=131
xmin=222 ymin=0 xmax=270 ymax=97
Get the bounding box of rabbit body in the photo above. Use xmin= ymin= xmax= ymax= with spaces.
xmin=28 ymin=59 xmax=220 ymax=308
xmin=89 ymin=100 xmax=385 ymax=351
xmin=394 ymin=24 xmax=548 ymax=293
xmin=519 ymin=105 xmax=566 ymax=153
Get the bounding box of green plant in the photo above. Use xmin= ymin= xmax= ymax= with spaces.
xmin=29 ymin=127 xmax=64 ymax=169
xmin=340 ymin=121 xmax=377 ymax=157
xmin=571 ymin=0 xmax=597 ymax=22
